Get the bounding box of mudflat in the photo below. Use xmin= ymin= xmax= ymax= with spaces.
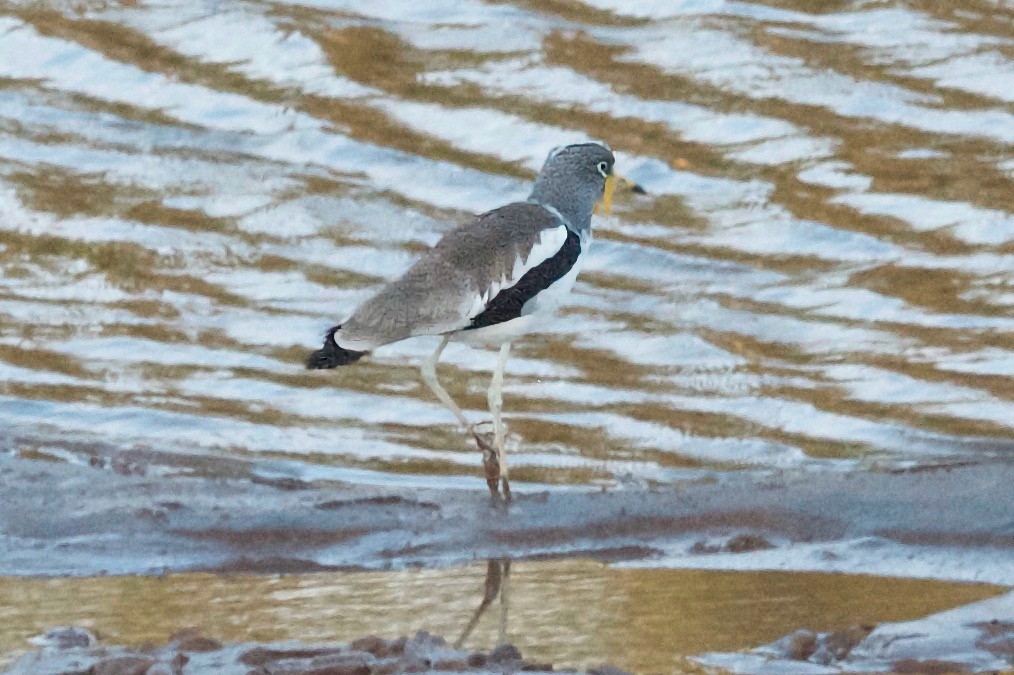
xmin=2 ymin=434 xmax=1010 ymax=578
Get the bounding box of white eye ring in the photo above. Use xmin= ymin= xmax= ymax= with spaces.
xmin=596 ymin=161 xmax=609 ymax=178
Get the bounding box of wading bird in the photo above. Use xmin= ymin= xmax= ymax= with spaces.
xmin=307 ymin=142 xmax=640 ymax=503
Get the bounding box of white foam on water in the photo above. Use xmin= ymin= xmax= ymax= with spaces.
xmin=132 ymin=5 xmax=379 ymax=98
xmin=0 ymin=18 xmax=321 ymax=135
xmin=54 ymin=336 xmax=286 ymax=371
xmin=0 ymin=362 xmax=82 ymax=388
xmin=271 ymin=0 xmax=521 ymax=23
xmin=896 ymin=147 xmax=949 ymax=160
xmin=575 ymin=331 xmax=746 ymax=369
xmin=382 ymin=337 xmax=583 ymax=380
xmin=177 ymin=372 xmax=454 ymax=427
xmin=0 ymin=394 xmax=439 ymax=466
xmin=905 ymin=50 xmax=1014 ymax=102
xmin=372 ymin=99 xmax=590 ymax=171
xmin=933 ymin=348 xmax=1014 ymax=378
xmin=819 ymin=363 xmax=1014 ymax=429
xmin=583 ymin=239 xmax=785 ymax=290
xmin=742 ymin=281 xmax=1014 ymax=331
xmin=797 ymin=161 xmax=873 ymax=191
xmin=675 ymin=298 xmax=905 ymax=357
xmin=575 ymin=0 xmax=802 ymax=21
xmin=769 ymin=7 xmax=1000 ymax=62
xmin=0 ymin=299 xmax=151 ymax=328
xmin=726 ymin=136 xmax=838 ymax=165
xmin=661 ymin=392 xmax=977 ymax=457
xmin=844 ymin=591 xmax=1014 ymax=669
xmin=0 ymin=19 xmax=527 ymax=218
xmin=419 ymin=57 xmax=823 ymax=157
xmin=615 ymin=20 xmax=1014 ymax=144
xmin=833 ymin=192 xmax=1014 ymax=246
xmin=535 ymin=410 xmax=811 ymax=468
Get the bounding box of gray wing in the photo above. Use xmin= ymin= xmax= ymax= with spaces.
xmin=335 ymin=202 xmax=568 ymax=350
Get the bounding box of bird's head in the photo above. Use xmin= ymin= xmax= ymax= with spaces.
xmin=530 ymin=142 xmax=643 ymax=228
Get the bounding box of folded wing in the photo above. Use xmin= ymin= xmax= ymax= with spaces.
xmin=335 ymin=202 xmax=570 ymax=350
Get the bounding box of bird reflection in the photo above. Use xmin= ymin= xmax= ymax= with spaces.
xmin=455 ymin=558 xmax=511 ymax=649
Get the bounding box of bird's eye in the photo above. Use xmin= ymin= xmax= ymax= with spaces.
xmin=596 ymin=161 xmax=609 ymax=178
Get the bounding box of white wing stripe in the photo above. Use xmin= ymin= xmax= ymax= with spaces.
xmin=463 ymin=224 xmax=570 ymax=320
xmin=524 ymin=225 xmax=569 ymax=272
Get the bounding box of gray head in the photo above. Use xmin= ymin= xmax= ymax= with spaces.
xmin=529 ymin=142 xmax=615 ymax=232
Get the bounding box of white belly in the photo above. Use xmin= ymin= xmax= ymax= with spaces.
xmin=451 ymin=313 xmax=539 ymax=346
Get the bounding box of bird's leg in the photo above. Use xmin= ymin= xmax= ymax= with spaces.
xmin=421 ymin=337 xmax=501 ymax=500
xmin=488 ymin=342 xmax=512 ymax=503
xmin=420 ymin=336 xmax=471 ymax=429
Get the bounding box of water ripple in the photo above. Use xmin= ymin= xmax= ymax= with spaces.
xmin=1 ymin=0 xmax=1012 ymax=491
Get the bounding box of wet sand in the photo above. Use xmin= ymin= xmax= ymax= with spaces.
xmin=2 ymin=434 xmax=1011 ymax=579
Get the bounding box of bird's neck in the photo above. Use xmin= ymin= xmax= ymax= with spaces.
xmin=528 ymin=192 xmax=593 ymax=233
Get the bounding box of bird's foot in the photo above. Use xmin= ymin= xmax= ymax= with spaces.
xmin=473 ymin=423 xmax=515 ymax=507
xmin=480 ymin=444 xmax=502 ymax=505
xmin=474 ymin=429 xmax=496 ymax=470
xmin=474 ymin=433 xmax=511 ymax=506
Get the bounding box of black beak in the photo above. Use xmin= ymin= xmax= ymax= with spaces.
xmin=616 ymin=176 xmax=647 ymax=195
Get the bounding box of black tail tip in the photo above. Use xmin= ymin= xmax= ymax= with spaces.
xmin=305 ymin=326 xmax=366 ymax=369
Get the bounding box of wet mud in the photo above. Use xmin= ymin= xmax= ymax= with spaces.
xmin=6 ymin=627 xmax=575 ymax=675
xmin=2 ymin=434 xmax=1011 ymax=578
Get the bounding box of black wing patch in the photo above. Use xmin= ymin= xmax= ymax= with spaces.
xmin=465 ymin=228 xmax=581 ymax=331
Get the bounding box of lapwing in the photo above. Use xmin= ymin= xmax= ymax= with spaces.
xmin=307 ymin=142 xmax=640 ymax=502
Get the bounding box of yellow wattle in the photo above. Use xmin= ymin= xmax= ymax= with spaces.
xmin=594 ymin=174 xmax=617 ymax=216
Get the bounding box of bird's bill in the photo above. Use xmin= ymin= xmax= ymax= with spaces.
xmin=594 ymin=174 xmax=645 ymax=215
xmin=594 ymin=174 xmax=617 ymax=215
xmin=623 ymin=177 xmax=648 ymax=194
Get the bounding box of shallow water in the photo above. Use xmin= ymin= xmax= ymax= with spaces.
xmin=0 ymin=560 xmax=1004 ymax=672
xmin=0 ymin=0 xmax=1012 ymax=491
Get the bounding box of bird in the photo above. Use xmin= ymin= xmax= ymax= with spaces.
xmin=306 ymin=142 xmax=640 ymax=503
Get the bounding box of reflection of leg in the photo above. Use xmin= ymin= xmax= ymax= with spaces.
xmin=488 ymin=343 xmax=512 ymax=502
xmin=498 ymin=558 xmax=511 ymax=646
xmin=454 ymin=559 xmax=504 ymax=649
xmin=420 ymin=336 xmax=471 ymax=430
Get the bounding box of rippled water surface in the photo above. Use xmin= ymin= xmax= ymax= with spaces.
xmin=1 ymin=0 xmax=1012 ymax=489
